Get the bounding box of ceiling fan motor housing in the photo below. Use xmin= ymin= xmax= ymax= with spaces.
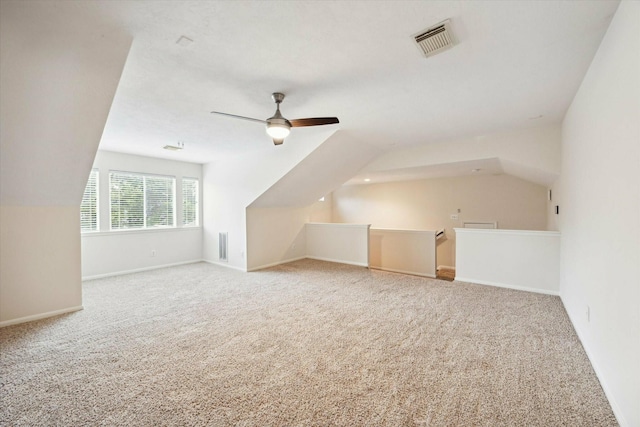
xmin=266 ymin=93 xmax=292 ymax=142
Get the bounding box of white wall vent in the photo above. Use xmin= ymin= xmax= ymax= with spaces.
xmin=413 ymin=20 xmax=455 ymax=58
xmin=218 ymin=232 xmax=228 ymax=262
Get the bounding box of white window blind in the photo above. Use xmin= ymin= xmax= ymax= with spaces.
xmin=145 ymin=175 xmax=175 ymax=227
xmin=182 ymin=178 xmax=199 ymax=227
xmin=80 ymin=169 xmax=99 ymax=232
xmin=110 ymin=171 xmax=175 ymax=230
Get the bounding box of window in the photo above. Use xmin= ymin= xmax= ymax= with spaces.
xmin=182 ymin=178 xmax=199 ymax=227
xmin=80 ymin=169 xmax=99 ymax=232
xmin=110 ymin=171 xmax=175 ymax=230
xmin=145 ymin=175 xmax=175 ymax=228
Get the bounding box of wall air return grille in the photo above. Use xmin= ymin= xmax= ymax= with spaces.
xmin=413 ymin=20 xmax=455 ymax=58
xmin=218 ymin=232 xmax=228 ymax=262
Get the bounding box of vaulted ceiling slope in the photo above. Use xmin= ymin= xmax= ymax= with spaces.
xmin=347 ymin=124 xmax=562 ymax=187
xmin=62 ymin=0 xmax=617 ymax=165
xmin=250 ymin=131 xmax=381 ymax=208
xmin=0 ymin=1 xmax=132 ymax=206
xmin=3 ymin=0 xmax=618 ymax=193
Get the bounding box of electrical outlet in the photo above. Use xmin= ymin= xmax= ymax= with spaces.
xmin=151 ymin=250 xmax=156 ymax=257
xmin=586 ymin=305 xmax=590 ymax=322
xmin=450 ymin=214 xmax=459 ymax=220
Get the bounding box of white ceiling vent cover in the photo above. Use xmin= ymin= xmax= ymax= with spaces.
xmin=413 ymin=20 xmax=455 ymax=58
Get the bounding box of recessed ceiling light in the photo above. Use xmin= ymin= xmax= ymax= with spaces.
xmin=364 ymin=178 xmax=371 ymax=182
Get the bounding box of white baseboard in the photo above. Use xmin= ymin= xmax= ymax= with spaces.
xmin=82 ymin=259 xmax=204 ymax=281
xmin=247 ymin=256 xmax=307 ymax=272
xmin=306 ymin=256 xmax=369 ymax=268
xmin=370 ymin=266 xmax=436 ymax=278
xmin=454 ymin=276 xmax=560 ymax=296
xmin=561 ymin=296 xmax=628 ymax=427
xmin=0 ymin=305 xmax=84 ymax=328
xmin=203 ymin=259 xmax=247 ymax=272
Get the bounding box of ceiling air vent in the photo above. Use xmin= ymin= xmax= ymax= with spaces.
xmin=413 ymin=20 xmax=455 ymax=58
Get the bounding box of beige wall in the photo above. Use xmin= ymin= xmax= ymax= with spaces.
xmin=0 ymin=2 xmax=131 ymax=325
xmin=556 ymin=2 xmax=639 ymax=424
xmin=547 ymin=186 xmax=560 ymax=231
xmin=0 ymin=206 xmax=83 ymax=325
xmin=306 ymin=223 xmax=370 ymax=267
xmin=246 ymin=206 xmax=309 ymax=271
xmin=370 ymin=229 xmax=437 ymax=277
xmin=332 ymin=174 xmax=548 ymax=267
xmin=202 ymin=132 xmax=332 ymax=270
xmin=455 ymin=228 xmax=560 ymax=295
xmin=309 ymin=194 xmax=333 ymax=223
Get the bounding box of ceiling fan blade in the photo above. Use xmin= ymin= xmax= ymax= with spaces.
xmin=210 ymin=111 xmax=266 ymax=124
xmin=289 ymin=117 xmax=340 ymax=127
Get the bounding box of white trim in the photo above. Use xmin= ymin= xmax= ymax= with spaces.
xmin=561 ymin=296 xmax=627 ymax=427
xmin=82 ymin=259 xmax=203 ymax=281
xmin=370 ymin=266 xmax=436 ymax=278
xmin=246 ymin=256 xmax=307 ymax=272
xmin=454 ymin=228 xmax=560 ymax=237
xmin=306 ymin=222 xmax=371 ymax=229
xmin=370 ymin=227 xmax=436 ymax=235
xmin=81 ymin=226 xmax=202 ymax=237
xmin=203 ymin=259 xmax=247 ymax=272
xmin=306 ymin=256 xmax=369 ymax=268
xmin=454 ymin=276 xmax=560 ymax=296
xmin=0 ymin=306 xmax=84 ymax=328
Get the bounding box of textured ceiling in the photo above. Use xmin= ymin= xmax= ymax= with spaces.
xmin=22 ymin=1 xmax=620 ymax=164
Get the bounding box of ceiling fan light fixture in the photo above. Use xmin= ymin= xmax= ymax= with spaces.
xmin=266 ymin=122 xmax=291 ymax=139
xmin=211 ymin=92 xmax=338 ymax=146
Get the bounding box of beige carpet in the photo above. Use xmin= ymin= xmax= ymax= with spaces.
xmin=0 ymin=260 xmax=617 ymax=426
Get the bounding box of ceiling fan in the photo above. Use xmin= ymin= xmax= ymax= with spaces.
xmin=210 ymin=93 xmax=339 ymax=145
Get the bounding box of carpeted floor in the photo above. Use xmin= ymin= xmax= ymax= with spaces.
xmin=0 ymin=260 xmax=617 ymax=426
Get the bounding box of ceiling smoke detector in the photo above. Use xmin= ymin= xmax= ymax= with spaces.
xmin=413 ymin=20 xmax=455 ymax=58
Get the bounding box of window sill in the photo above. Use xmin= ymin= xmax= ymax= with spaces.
xmin=81 ymin=226 xmax=202 ymax=237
